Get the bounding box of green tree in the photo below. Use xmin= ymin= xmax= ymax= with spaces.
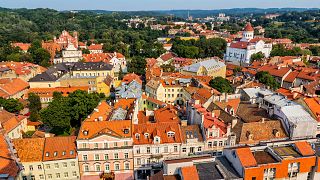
xmin=255 ymin=71 xmax=280 ymax=90
xmin=82 ymin=49 xmax=90 ymax=54
xmin=0 ymin=97 xmax=23 ymax=113
xmin=209 ymin=77 xmax=233 ymax=93
xmin=28 ymin=93 xmax=42 ymax=122
xmin=127 ymin=56 xmax=147 ymax=75
xmin=250 ymin=52 xmax=265 ymax=62
xmin=118 ymin=65 xmax=124 ymax=80
xmin=309 ymin=46 xmax=320 ymax=56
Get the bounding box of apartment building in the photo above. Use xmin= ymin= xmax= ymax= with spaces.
xmin=0 ymin=109 xmax=28 ymax=139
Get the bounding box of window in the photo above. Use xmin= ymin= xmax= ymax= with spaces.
xmin=125 ymin=153 xmax=129 ymax=159
xmin=167 ymin=132 xmax=175 ymax=137
xmin=45 ymin=152 xmax=49 ymax=157
xmin=137 ymin=158 xmax=141 ymax=165
xmin=47 ymin=174 xmax=52 ymax=179
xmin=29 ymin=165 xmax=33 ymax=171
xmin=84 ymin=165 xmax=89 ymax=172
xmin=39 ymin=175 xmax=44 ymax=179
xmin=182 ymin=148 xmax=187 ymax=152
xmin=198 ymin=146 xmax=202 ymax=152
xmin=30 ymin=176 xmax=35 ymax=180
xmin=62 ymin=151 xmax=66 ymax=156
xmin=136 ymin=148 xmax=140 ymax=154
xmin=135 ymin=134 xmax=140 ymax=139
xmin=104 ymin=154 xmax=109 ymax=160
xmin=54 ymin=163 xmax=59 ymax=168
xmin=156 ymin=147 xmax=160 ymax=154
xmin=114 ymin=153 xmax=119 ymax=159
xmin=115 ymin=164 xmax=120 ymax=171
xmin=54 ymin=151 xmax=58 ymax=156
xmin=147 ymin=147 xmax=150 ymax=153
xmin=164 ymin=146 xmax=168 ymax=153
xmin=22 ymin=176 xmax=27 ymax=180
xmin=288 ymin=162 xmax=300 ymax=178
xmin=95 ymin=154 xmax=100 ymax=160
xmin=94 ymin=143 xmax=98 ymax=149
xmin=105 ymin=164 xmax=110 ymax=171
xmin=263 ymin=168 xmax=276 ymax=180
xmin=46 ymin=164 xmax=50 ymax=169
xmin=56 ymin=173 xmax=60 ymax=179
xmin=72 ymin=171 xmax=77 ymax=177
xmin=174 ymin=146 xmax=178 ymax=152
xmin=95 ymin=164 xmax=101 ymax=171
xmin=70 ymin=150 xmax=74 ymax=155
xmin=82 ymin=143 xmax=87 ymax=148
xmin=104 ymin=142 xmax=108 ymax=148
xmin=64 ymin=172 xmax=68 ymax=178
xmin=124 ymin=141 xmax=128 ymax=146
xmin=83 ymin=155 xmax=88 ymax=161
xmin=71 ymin=161 xmax=75 ymax=166
xmin=63 ymin=162 xmax=67 ymax=167
xmin=218 ymin=141 xmax=223 ymax=147
xmin=125 ymin=162 xmax=130 ymax=170
xmin=145 ymin=133 xmax=149 ymax=138
xmin=155 ymin=137 xmax=160 ymax=143
xmin=114 ymin=142 xmax=118 ymax=147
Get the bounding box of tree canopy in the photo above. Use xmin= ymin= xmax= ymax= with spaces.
xmin=209 ymin=77 xmax=233 ymax=93
xmin=0 ymin=97 xmax=23 ymax=113
xmin=255 ymin=71 xmax=280 ymax=90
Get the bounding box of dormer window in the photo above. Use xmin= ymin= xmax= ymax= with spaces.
xmin=70 ymin=150 xmax=74 ymax=155
xmin=154 ymin=136 xmax=160 ymax=144
xmin=62 ymin=151 xmax=66 ymax=156
xmin=124 ymin=129 xmax=129 ymax=134
xmin=167 ymin=131 xmax=175 ymax=138
xmin=83 ymin=130 xmax=88 ymax=136
xmin=144 ymin=133 xmax=149 ymax=139
xmin=54 ymin=151 xmax=58 ymax=157
xmin=45 ymin=152 xmax=49 ymax=157
xmin=135 ymin=133 xmax=140 ymax=139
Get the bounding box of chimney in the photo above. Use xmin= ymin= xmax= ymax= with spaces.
xmin=225 ymin=93 xmax=228 ymax=102
xmin=194 ymin=99 xmax=200 ymax=105
xmin=181 ymin=120 xmax=188 ymax=127
xmin=231 ymin=118 xmax=237 ymax=128
xmin=261 ymin=118 xmax=265 ymax=123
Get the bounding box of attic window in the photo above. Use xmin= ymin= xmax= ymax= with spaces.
xmin=167 ymin=131 xmax=175 ymax=138
xmin=154 ymin=137 xmax=160 ymax=143
xmin=70 ymin=150 xmax=74 ymax=155
xmin=124 ymin=129 xmax=129 ymax=134
xmin=135 ymin=133 xmax=140 ymax=139
xmin=62 ymin=151 xmax=66 ymax=156
xmin=144 ymin=133 xmax=149 ymax=139
xmin=45 ymin=152 xmax=49 ymax=157
xmin=54 ymin=151 xmax=58 ymax=157
xmin=83 ymin=130 xmax=88 ymax=136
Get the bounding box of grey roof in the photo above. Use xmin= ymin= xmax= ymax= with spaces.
xmin=72 ymin=62 xmax=113 ymax=71
xmin=29 ymin=63 xmax=72 ymax=82
xmin=195 ymin=156 xmax=242 ymax=180
xmin=242 ymin=87 xmax=273 ymax=99
xmin=116 ymin=80 xmax=142 ymax=99
xmin=182 ymin=58 xmax=226 ymax=73
xmin=281 ymin=105 xmax=316 ymax=124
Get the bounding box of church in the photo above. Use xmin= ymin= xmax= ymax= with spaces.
xmin=224 ymin=23 xmax=272 ymax=64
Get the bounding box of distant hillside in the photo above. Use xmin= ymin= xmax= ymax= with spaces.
xmin=78 ymin=8 xmax=319 ymax=18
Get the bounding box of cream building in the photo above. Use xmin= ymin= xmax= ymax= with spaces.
xmin=181 ymin=58 xmax=226 ymax=78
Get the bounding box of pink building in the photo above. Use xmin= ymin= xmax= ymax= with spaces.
xmin=77 ymin=101 xmax=134 ymax=180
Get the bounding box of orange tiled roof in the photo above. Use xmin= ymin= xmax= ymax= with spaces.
xmin=154 ymin=106 xmax=180 ymax=123
xmin=192 ymin=88 xmax=213 ymax=104
xmin=78 ymin=120 xmax=132 ymax=139
xmin=13 ymin=138 xmax=45 ymax=162
xmin=230 ymin=41 xmax=248 ymax=49
xmin=276 ymin=88 xmax=302 ymax=100
xmin=83 ymin=53 xmax=112 ymax=63
xmin=0 ymin=109 xmax=26 ymax=133
xmin=159 ymin=52 xmax=176 ymax=62
xmin=258 ymin=65 xmax=291 ymax=77
xmin=244 ymin=22 xmax=254 ymax=31
xmin=43 ymin=136 xmax=77 ymax=161
xmin=294 ymin=141 xmax=315 ymax=156
xmin=88 ymin=44 xmax=103 ymax=50
xmin=114 ymin=98 xmax=136 ymax=110
xmin=236 ymin=147 xmax=257 ymax=167
xmin=283 ymin=71 xmax=299 ymax=83
xmin=26 ymin=86 xmax=89 ymax=98
xmin=0 ymin=135 xmax=19 ymax=177
xmin=0 ymin=78 xmax=29 ymax=98
xmin=12 ymin=42 xmax=31 ymax=51
xmin=133 ymin=122 xmax=182 ymax=145
xmin=122 ymin=73 xmax=142 ymax=85
xmin=304 ymin=97 xmax=320 ymax=122
xmin=214 ymin=98 xmax=241 ymax=113
xmin=181 ymin=166 xmax=199 ymax=180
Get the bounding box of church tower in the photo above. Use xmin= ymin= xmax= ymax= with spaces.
xmin=241 ymin=22 xmax=254 ymax=41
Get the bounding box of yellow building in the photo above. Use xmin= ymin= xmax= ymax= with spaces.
xmin=181 ymin=58 xmax=226 ymax=78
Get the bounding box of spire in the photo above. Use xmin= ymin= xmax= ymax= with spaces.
xmin=244 ymin=22 xmax=254 ymax=32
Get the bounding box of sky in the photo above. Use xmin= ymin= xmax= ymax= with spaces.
xmin=0 ymin=0 xmax=320 ymax=11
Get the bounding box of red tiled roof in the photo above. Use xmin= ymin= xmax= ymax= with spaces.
xmin=244 ymin=22 xmax=254 ymax=31
xmin=181 ymin=166 xmax=199 ymax=180
xmin=0 ymin=135 xmax=19 ymax=177
xmin=88 ymin=44 xmax=103 ymax=50
xmin=13 ymin=138 xmax=45 ymax=162
xmin=258 ymin=65 xmax=291 ymax=77
xmin=0 ymin=78 xmax=29 ymax=98
xmin=43 ymin=136 xmax=77 ymax=161
xmin=304 ymin=97 xmax=320 ymax=122
xmin=159 ymin=52 xmax=176 ymax=62
xmin=230 ymin=41 xmax=248 ymax=49
xmin=236 ymin=147 xmax=257 ymax=167
xmin=297 ymin=72 xmax=315 ymax=81
xmin=283 ymin=71 xmax=299 ymax=82
xmin=122 ymin=73 xmax=142 ymax=85
xmin=12 ymin=43 xmax=31 ymax=51
xmin=295 ymin=141 xmax=315 ymax=156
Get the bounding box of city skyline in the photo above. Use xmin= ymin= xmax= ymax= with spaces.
xmin=0 ymin=0 xmax=320 ymax=11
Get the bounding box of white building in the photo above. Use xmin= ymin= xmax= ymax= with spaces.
xmin=225 ymin=22 xmax=272 ymax=64
xmin=54 ymin=43 xmax=83 ymax=64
